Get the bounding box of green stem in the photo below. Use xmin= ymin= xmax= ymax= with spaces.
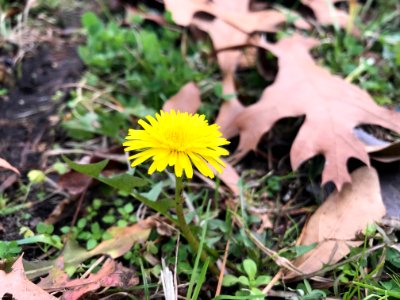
xmin=174 ymin=175 xmax=219 ymax=276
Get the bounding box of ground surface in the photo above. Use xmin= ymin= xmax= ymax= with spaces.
xmin=1 ymin=1 xmax=400 ymax=299
xmin=0 ymin=25 xmax=84 ymax=242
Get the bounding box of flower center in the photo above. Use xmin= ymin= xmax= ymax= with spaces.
xmin=164 ymin=127 xmax=189 ymax=151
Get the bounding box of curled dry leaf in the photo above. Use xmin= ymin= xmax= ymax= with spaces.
xmin=59 ymin=171 xmax=92 ymax=196
xmin=367 ymin=142 xmax=400 ymax=163
xmin=0 ymin=256 xmax=56 ymax=300
xmin=378 ymin=164 xmax=400 ymax=219
xmin=164 ymin=0 xmax=308 ymax=142
xmin=195 ymin=155 xmax=240 ymax=196
xmin=285 ymin=167 xmax=386 ymax=279
xmin=0 ymin=157 xmax=20 ymax=175
xmin=87 ymin=217 xmax=155 ymax=259
xmin=233 ymin=34 xmax=400 ymax=190
xmin=162 ymin=81 xmax=201 ymax=114
xmin=38 ymin=258 xmax=138 ymax=300
xmin=163 ymin=0 xmax=207 ymax=27
xmin=215 ymin=74 xmax=244 ymax=139
xmin=355 ymin=128 xmax=400 ymax=162
xmin=164 ymin=0 xmax=310 ymax=37
xmin=24 ymin=217 xmax=155 ymax=279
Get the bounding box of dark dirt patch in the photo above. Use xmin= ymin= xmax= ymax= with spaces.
xmin=0 ymin=42 xmax=83 ymax=172
xmin=0 ymin=38 xmax=84 ymax=241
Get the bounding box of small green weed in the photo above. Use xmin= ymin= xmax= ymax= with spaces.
xmin=63 ymin=11 xmax=217 ymax=140
xmin=292 ymin=280 xmax=327 ymax=300
xmin=0 ymin=241 xmax=22 ymax=260
xmin=222 ymin=258 xmax=272 ymax=298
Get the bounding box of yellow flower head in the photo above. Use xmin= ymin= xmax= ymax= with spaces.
xmin=123 ymin=110 xmax=230 ymax=178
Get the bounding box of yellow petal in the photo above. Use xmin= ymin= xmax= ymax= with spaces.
xmin=181 ymin=153 xmax=193 ymax=178
xmin=174 ymin=153 xmax=184 ymax=177
xmin=188 ymin=152 xmax=214 ymax=178
xmin=130 ymin=149 xmax=160 ymax=167
xmin=122 ymin=110 xmax=229 ymax=178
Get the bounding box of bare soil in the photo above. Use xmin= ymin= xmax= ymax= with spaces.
xmin=0 ymin=36 xmax=84 ymax=241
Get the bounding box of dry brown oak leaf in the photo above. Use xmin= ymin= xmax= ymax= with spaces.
xmin=38 ymin=257 xmax=138 ymax=300
xmin=285 ymin=166 xmax=386 ymax=279
xmin=233 ymin=34 xmax=400 ymax=191
xmin=0 ymin=256 xmax=56 ymax=300
xmin=163 ymin=81 xmax=201 ymax=114
xmin=189 ymin=0 xmax=252 ymax=140
xmin=0 ymin=157 xmax=20 ymax=175
xmin=164 ymin=0 xmax=308 ymax=140
xmin=163 ymin=0 xmax=309 ymax=36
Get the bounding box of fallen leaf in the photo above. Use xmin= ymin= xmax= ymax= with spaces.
xmin=126 ymin=6 xmax=166 ymax=26
xmin=378 ymin=164 xmax=400 ymax=219
xmin=368 ymin=141 xmax=400 ymax=163
xmin=256 ymin=213 xmax=273 ymax=234
xmin=24 ymin=217 xmax=155 ymax=279
xmin=0 ymin=256 xmax=56 ymax=300
xmin=45 ymin=197 xmax=75 ymax=224
xmin=162 ymin=81 xmax=201 ymax=113
xmin=0 ymin=157 xmax=20 ymax=175
xmin=355 ymin=128 xmax=389 ymax=149
xmin=212 ymin=9 xmax=310 ymax=35
xmin=218 ymin=159 xmax=240 ymax=196
xmin=86 ymin=218 xmax=154 ymax=259
xmin=0 ymin=173 xmax=19 ymax=193
xmin=354 ymin=128 xmax=400 ymax=162
xmin=59 ymin=171 xmax=92 ymax=196
xmin=164 ymin=0 xmax=310 ymax=37
xmin=163 ymin=0 xmax=207 ymax=27
xmin=164 ymin=0 xmax=308 ymax=142
xmin=285 ymin=167 xmax=386 ymax=279
xmin=215 ymin=74 xmax=244 ymax=139
xmin=38 ymin=258 xmax=138 ymax=300
xmin=192 ymin=14 xmax=246 ymax=139
xmin=233 ymin=34 xmax=400 ymax=190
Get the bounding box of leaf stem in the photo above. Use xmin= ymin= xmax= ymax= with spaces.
xmin=174 ymin=175 xmax=219 ymax=275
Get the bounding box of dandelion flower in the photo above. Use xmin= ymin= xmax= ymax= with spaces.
xmin=123 ymin=110 xmax=230 ymax=178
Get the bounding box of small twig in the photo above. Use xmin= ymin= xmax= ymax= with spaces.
xmin=263 ymin=269 xmax=283 ymax=295
xmin=44 ymin=148 xmax=126 ymax=163
xmin=248 ymin=205 xmax=316 ymax=216
xmin=0 ymin=191 xmax=64 ymax=216
xmin=292 ymin=243 xmax=387 ymax=281
xmin=65 ymin=189 xmax=88 ymax=242
xmin=99 ymin=292 xmax=131 ymax=300
xmin=267 ymin=290 xmax=299 ymax=298
xmin=234 ymin=215 xmax=304 ymax=276
xmin=215 ymin=239 xmax=230 ymax=297
xmin=81 ymin=256 xmax=106 ymax=279
xmin=174 ymin=234 xmax=180 ymax=300
xmin=61 ymin=83 xmax=124 ymax=112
